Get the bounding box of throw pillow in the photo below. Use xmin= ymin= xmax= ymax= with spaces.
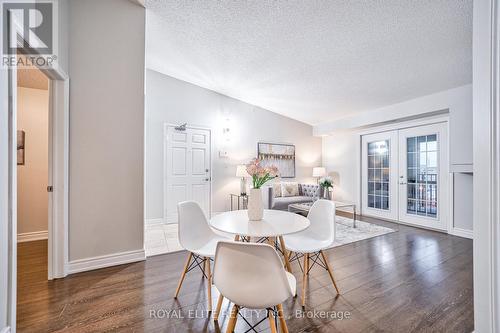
xmin=281 ymin=182 xmax=299 ymax=197
xmin=273 ymin=183 xmax=282 ymax=197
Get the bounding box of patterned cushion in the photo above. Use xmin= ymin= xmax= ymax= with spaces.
xmin=281 ymin=182 xmax=299 ymax=197
xmin=300 ymin=184 xmax=320 ymax=198
xmin=273 ymin=183 xmax=282 ymax=197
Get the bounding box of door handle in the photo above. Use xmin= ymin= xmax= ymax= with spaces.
xmin=399 ymin=182 xmax=407 ymax=185
xmin=204 ymin=178 xmax=210 ymax=181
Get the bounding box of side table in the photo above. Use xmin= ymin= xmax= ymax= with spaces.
xmin=229 ymin=193 xmax=248 ymax=211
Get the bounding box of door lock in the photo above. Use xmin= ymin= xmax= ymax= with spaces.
xmin=47 ymin=186 xmax=53 ymax=192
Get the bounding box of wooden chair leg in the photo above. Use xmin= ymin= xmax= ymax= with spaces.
xmin=206 ymin=257 xmax=212 ymax=312
xmin=269 ymin=309 xmax=277 ymax=333
xmin=320 ymin=250 xmax=340 ymax=294
xmin=278 ymin=236 xmax=292 ymax=272
xmin=287 ymin=251 xmax=293 ymax=263
xmin=214 ymin=294 xmax=224 ymax=321
xmin=226 ymin=304 xmax=239 ymax=333
xmin=276 ymin=304 xmax=289 ymax=333
xmin=301 ymin=253 xmax=309 ymax=307
xmin=174 ymin=252 xmax=193 ymax=298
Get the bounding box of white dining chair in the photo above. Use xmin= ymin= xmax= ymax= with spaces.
xmin=174 ymin=201 xmax=231 ymax=312
xmin=213 ymin=241 xmax=296 ymax=333
xmin=283 ymin=199 xmax=340 ymax=307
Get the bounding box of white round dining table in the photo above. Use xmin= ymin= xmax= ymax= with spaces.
xmin=209 ymin=209 xmax=310 ymax=272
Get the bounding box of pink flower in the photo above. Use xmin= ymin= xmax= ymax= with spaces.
xmin=246 ymin=158 xmax=278 ymax=188
xmin=267 ymin=166 xmax=279 ymax=176
xmin=246 ymin=164 xmax=258 ymax=176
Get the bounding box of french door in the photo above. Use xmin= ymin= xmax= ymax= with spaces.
xmin=361 ymin=122 xmax=448 ymax=230
xmin=164 ymin=125 xmax=211 ymax=223
xmin=361 ymin=131 xmax=399 ymax=220
xmin=398 ymin=123 xmax=448 ymax=230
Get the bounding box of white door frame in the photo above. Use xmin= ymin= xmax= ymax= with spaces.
xmin=163 ymin=123 xmax=213 ymax=223
xmin=12 ymin=68 xmax=69 ymax=280
xmin=2 ymin=12 xmax=70 ymax=333
xmin=45 ymin=74 xmax=69 ymax=280
xmin=472 ymin=0 xmax=499 ymax=331
xmin=15 ymin=49 xmax=69 ymax=282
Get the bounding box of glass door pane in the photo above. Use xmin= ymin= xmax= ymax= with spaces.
xmin=406 ymin=135 xmax=438 ymax=218
xmin=367 ymin=140 xmax=390 ymax=211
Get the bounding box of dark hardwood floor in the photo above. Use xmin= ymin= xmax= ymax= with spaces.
xmin=17 ymin=216 xmax=473 ymax=332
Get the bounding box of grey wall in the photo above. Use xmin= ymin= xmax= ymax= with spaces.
xmin=57 ymin=0 xmax=69 ymax=74
xmin=68 ymin=0 xmax=145 ymax=260
xmin=145 ymin=69 xmax=322 ymax=220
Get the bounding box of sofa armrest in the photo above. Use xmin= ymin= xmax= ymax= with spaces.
xmin=266 ymin=186 xmax=274 ymax=209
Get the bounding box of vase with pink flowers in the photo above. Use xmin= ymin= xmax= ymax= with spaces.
xmin=245 ymin=158 xmax=278 ymax=220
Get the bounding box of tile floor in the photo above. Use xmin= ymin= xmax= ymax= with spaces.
xmin=144 ymin=223 xmax=182 ymax=256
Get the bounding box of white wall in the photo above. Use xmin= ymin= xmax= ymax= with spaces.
xmin=315 ymin=85 xmax=471 ymax=135
xmin=145 ymin=69 xmax=322 ymax=220
xmin=17 ymin=87 xmax=49 ymax=236
xmin=321 ymin=85 xmax=473 ymax=234
xmin=452 ymin=173 xmax=473 ymax=231
xmin=68 ymin=0 xmax=145 ymax=261
xmin=322 ymin=130 xmax=360 ymax=205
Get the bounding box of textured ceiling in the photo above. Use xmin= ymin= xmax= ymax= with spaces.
xmin=146 ymin=0 xmax=472 ymax=125
xmin=17 ymin=66 xmax=48 ymax=90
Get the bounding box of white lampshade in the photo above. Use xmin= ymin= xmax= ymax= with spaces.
xmin=312 ymin=167 xmax=326 ymax=178
xmin=236 ymin=165 xmax=250 ymax=177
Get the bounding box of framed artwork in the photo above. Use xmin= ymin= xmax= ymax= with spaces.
xmin=257 ymin=142 xmax=295 ymax=178
xmin=17 ymin=130 xmax=25 ymax=165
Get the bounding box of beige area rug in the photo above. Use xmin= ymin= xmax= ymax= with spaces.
xmin=330 ymin=215 xmax=396 ymax=248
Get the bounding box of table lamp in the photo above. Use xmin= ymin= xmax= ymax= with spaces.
xmin=236 ymin=165 xmax=250 ymax=195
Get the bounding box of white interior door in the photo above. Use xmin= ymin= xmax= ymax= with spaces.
xmin=361 ymin=131 xmax=399 ymax=220
xmin=164 ymin=125 xmax=211 ymax=223
xmin=398 ymin=123 xmax=448 ymax=230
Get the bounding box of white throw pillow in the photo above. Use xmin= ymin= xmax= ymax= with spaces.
xmin=273 ymin=183 xmax=282 ymax=197
xmin=281 ymin=182 xmax=299 ymax=197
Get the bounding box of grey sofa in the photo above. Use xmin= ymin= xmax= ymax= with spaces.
xmin=268 ymin=183 xmax=321 ymax=210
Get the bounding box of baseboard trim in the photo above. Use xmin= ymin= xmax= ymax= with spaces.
xmin=17 ymin=230 xmax=48 ymax=242
xmin=145 ymin=218 xmax=164 ymax=225
xmin=67 ymin=249 xmax=146 ymax=274
xmin=449 ymin=227 xmax=473 ymax=239
xmin=1 ymin=326 xmax=11 ymax=333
